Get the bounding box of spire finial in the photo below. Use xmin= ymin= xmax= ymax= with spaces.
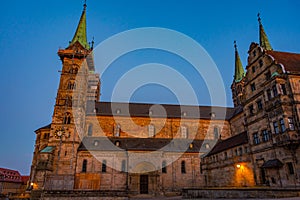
xmin=258 ymin=13 xmax=273 ymax=50
xmin=257 ymin=13 xmax=261 ymax=24
xmin=233 ymin=40 xmax=245 ymax=83
xmin=234 ymin=40 xmax=237 ymax=51
xmin=84 ymin=0 xmax=87 ymax=9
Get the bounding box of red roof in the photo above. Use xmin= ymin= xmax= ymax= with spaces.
xmin=21 ymin=176 xmax=30 ymax=184
xmin=0 ymin=167 xmax=23 ymax=183
xmin=266 ymin=50 xmax=300 ymax=73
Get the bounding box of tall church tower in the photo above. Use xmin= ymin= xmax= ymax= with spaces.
xmin=231 ymin=41 xmax=245 ymax=107
xmin=30 ymin=3 xmax=99 ymax=190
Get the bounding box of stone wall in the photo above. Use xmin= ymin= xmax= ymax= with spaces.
xmin=182 ymin=187 xmax=300 ymax=199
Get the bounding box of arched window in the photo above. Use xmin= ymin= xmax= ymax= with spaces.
xmin=102 ymin=160 xmax=107 ymax=173
xmin=148 ymin=124 xmax=155 ymax=137
xmin=121 ymin=160 xmax=126 ymax=172
xmin=162 ymin=160 xmax=167 ymax=173
xmin=115 ymin=124 xmax=121 ymax=137
xmin=63 ymin=113 xmax=71 ymax=124
xmin=181 ymin=126 xmax=188 ymax=138
xmin=87 ymin=124 xmax=93 ymax=136
xmin=214 ymin=127 xmax=219 ymax=140
xmin=82 ymin=159 xmax=87 ymax=173
xmin=67 ymin=81 xmax=76 ymax=90
xmin=181 ymin=160 xmax=186 ymax=174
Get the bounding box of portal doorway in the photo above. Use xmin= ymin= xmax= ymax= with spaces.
xmin=140 ymin=175 xmax=148 ymax=194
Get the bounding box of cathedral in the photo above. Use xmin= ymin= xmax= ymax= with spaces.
xmin=29 ymin=3 xmax=300 ymax=199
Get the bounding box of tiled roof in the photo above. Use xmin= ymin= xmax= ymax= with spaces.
xmin=87 ymin=102 xmax=234 ymax=120
xmin=205 ymin=131 xmax=248 ymax=157
xmin=261 ymin=159 xmax=283 ymax=168
xmin=78 ymin=137 xmax=210 ymax=153
xmin=35 ymin=123 xmax=51 ymax=132
xmin=0 ymin=167 xmax=23 ymax=183
xmin=266 ymin=50 xmax=300 ymax=73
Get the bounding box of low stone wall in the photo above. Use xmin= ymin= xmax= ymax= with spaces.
xmin=31 ymin=190 xmax=128 ymax=200
xmin=182 ymin=187 xmax=300 ymax=199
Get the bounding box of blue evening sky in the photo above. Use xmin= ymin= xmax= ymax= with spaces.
xmin=0 ymin=0 xmax=300 ymax=175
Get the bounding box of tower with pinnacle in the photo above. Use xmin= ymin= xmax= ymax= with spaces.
xmin=30 ymin=3 xmax=99 ymax=190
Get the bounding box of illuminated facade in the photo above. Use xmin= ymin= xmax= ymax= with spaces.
xmin=29 ymin=3 xmax=300 ymax=199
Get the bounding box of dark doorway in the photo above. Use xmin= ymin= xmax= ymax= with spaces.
xmin=140 ymin=175 xmax=148 ymax=194
xmin=260 ymin=168 xmax=267 ymax=185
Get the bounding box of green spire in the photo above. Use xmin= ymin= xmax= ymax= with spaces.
xmin=234 ymin=41 xmax=245 ymax=82
xmin=258 ymin=13 xmax=272 ymax=50
xmin=69 ymin=3 xmax=90 ymax=49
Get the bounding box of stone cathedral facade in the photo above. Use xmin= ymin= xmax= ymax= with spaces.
xmin=29 ymin=4 xmax=300 ymax=198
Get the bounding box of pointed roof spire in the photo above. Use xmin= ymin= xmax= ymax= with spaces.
xmin=69 ymin=1 xmax=90 ymax=49
xmin=234 ymin=41 xmax=245 ymax=82
xmin=258 ymin=13 xmax=273 ymax=50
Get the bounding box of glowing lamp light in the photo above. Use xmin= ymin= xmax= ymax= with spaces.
xmin=30 ymin=182 xmax=34 ymax=186
xmin=236 ymin=164 xmax=241 ymax=169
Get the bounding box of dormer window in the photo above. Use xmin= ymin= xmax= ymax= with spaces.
xmin=116 ymin=109 xmax=121 ymax=114
xmin=182 ymin=112 xmax=187 ymax=117
xmin=94 ymin=140 xmax=99 ymax=146
xmin=252 ymin=66 xmax=256 ymax=73
xmin=210 ymin=112 xmax=216 ymax=118
xmin=205 ymin=143 xmax=210 ymax=149
xmin=149 ymin=110 xmax=153 ymax=116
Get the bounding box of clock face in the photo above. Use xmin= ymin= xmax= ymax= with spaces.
xmin=55 ymin=129 xmax=64 ymax=138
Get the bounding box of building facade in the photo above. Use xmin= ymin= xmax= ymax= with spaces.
xmin=202 ymin=16 xmax=300 ymax=188
xmin=29 ymin=4 xmax=300 ymax=198
xmin=0 ymin=167 xmax=29 ymax=198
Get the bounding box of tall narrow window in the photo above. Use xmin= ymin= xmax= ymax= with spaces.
xmin=281 ymin=84 xmax=287 ymax=95
xmin=63 ymin=113 xmax=71 ymax=124
xmin=115 ymin=124 xmax=121 ymax=137
xmin=102 ymin=160 xmax=107 ymax=173
xmin=148 ymin=124 xmax=155 ymax=137
xmin=273 ymin=122 xmax=279 ymax=134
xmin=253 ymin=133 xmax=260 ymax=145
xmin=213 ymin=127 xmax=219 ymax=140
xmin=181 ymin=161 xmax=186 ymax=174
xmin=272 ymin=85 xmax=278 ymax=97
xmin=82 ymin=159 xmax=87 ymax=173
xmin=251 ymin=83 xmax=256 ymax=91
xmin=238 ymin=147 xmax=243 ymax=155
xmin=121 ymin=160 xmax=126 ymax=172
xmin=288 ymin=118 xmax=295 ymax=131
xmin=67 ymin=82 xmax=76 ymax=90
xmin=224 ymin=152 xmax=228 ymax=160
xmin=266 ymin=89 xmax=272 ymax=100
xmin=181 ymin=126 xmax=188 ymax=138
xmin=87 ymin=124 xmax=93 ymax=136
xmin=257 ymin=100 xmax=263 ymax=110
xmin=162 ymin=161 xmax=167 ymax=173
xmin=249 ymin=105 xmax=254 ymax=115
xmin=287 ymin=162 xmax=295 ymax=175
xmin=262 ymin=129 xmax=270 ymax=142
xmin=280 ymin=118 xmax=286 ymax=133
